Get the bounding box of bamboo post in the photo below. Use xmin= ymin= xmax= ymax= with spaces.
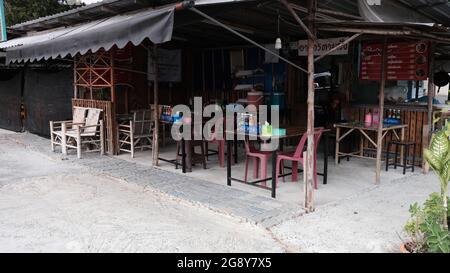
xmin=110 ymin=50 xmax=117 ymax=155
xmin=427 ymin=42 xmax=435 ymax=135
xmin=305 ymin=0 xmax=317 ymax=212
xmin=100 ymin=120 xmax=105 ymax=155
xmin=424 ymin=42 xmax=435 ymax=174
xmin=152 ymin=44 xmax=160 ymax=166
xmin=375 ymin=38 xmax=388 ymax=185
xmin=73 ymin=56 xmax=78 ymax=99
xmin=61 ymin=122 xmax=67 ymax=155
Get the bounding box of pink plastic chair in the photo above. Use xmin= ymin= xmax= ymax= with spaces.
xmin=244 ymin=140 xmax=272 ymax=186
xmin=276 ymin=128 xmax=324 ymax=189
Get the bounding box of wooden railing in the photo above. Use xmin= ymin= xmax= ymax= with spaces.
xmin=72 ymin=99 xmax=116 ymax=154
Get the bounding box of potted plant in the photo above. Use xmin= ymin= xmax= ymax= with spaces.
xmin=402 ymin=127 xmax=450 ymax=253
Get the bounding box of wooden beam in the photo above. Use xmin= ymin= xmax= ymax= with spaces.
xmin=314 ymin=33 xmax=362 ymax=63
xmin=318 ymin=26 xmax=413 ymax=36
xmin=375 ymin=38 xmax=388 ymax=185
xmin=279 ymin=0 xmax=316 ymax=42
xmin=304 ymin=0 xmax=317 ymax=212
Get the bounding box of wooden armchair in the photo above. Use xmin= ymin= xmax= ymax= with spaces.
xmin=118 ymin=109 xmax=154 ymax=158
xmin=50 ymin=107 xmax=104 ymax=159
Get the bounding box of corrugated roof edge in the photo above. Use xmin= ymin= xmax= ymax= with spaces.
xmin=9 ymin=0 xmax=122 ymax=29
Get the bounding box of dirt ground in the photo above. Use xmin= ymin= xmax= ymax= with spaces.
xmin=0 ymin=131 xmax=285 ymax=253
xmin=0 ymin=129 xmax=439 ymax=253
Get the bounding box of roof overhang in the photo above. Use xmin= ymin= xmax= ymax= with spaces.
xmin=1 ymin=5 xmax=175 ymax=63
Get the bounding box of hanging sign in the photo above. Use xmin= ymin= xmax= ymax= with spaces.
xmin=0 ymin=0 xmax=6 ymax=42
xmin=360 ymin=41 xmax=430 ymax=81
xmin=297 ymin=37 xmax=350 ymax=56
xmin=148 ymin=48 xmax=182 ymax=82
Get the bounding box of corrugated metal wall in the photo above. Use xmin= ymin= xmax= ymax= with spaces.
xmin=23 ymin=68 xmax=73 ymax=136
xmin=0 ymin=69 xmax=22 ymax=132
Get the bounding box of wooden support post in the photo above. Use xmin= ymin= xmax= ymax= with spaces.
xmin=375 ymin=38 xmax=388 ymax=185
xmin=427 ymin=42 xmax=436 ymax=135
xmin=305 ymin=0 xmax=317 ymax=212
xmin=110 ymin=50 xmax=116 ymax=103
xmin=424 ymin=42 xmax=435 ymax=174
xmin=152 ymin=44 xmax=160 ymax=167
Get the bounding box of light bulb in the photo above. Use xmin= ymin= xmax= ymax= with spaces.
xmin=275 ymin=38 xmax=282 ymax=50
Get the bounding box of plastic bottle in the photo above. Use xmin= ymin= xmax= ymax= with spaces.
xmin=365 ymin=110 xmax=373 ymax=127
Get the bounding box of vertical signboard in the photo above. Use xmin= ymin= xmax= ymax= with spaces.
xmin=0 ymin=0 xmax=6 ymax=42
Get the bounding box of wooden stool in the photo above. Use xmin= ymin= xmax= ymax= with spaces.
xmin=386 ymin=141 xmax=416 ymax=175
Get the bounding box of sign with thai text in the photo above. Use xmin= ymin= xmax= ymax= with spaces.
xmin=297 ymin=37 xmax=350 ymax=56
xmin=360 ymin=41 xmax=430 ymax=81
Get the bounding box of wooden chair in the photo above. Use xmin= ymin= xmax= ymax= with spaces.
xmin=118 ymin=109 xmax=154 ymax=158
xmin=50 ymin=107 xmax=104 ymax=159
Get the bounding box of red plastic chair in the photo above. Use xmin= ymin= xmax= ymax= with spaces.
xmin=276 ymin=128 xmax=324 ymax=189
xmin=244 ymin=140 xmax=272 ymax=186
xmin=207 ymin=132 xmax=225 ymax=168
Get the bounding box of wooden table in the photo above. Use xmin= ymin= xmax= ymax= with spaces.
xmin=334 ymin=122 xmax=407 ymax=164
xmin=226 ymin=128 xmax=330 ymax=198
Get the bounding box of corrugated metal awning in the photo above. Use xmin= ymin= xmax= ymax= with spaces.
xmin=0 ymin=5 xmax=175 ymax=63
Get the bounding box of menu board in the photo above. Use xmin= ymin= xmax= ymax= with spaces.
xmin=360 ymin=41 xmax=430 ymax=81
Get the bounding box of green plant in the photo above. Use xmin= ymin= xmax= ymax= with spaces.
xmin=423 ymin=221 xmax=450 ymax=253
xmin=404 ymin=193 xmax=450 ymax=253
xmin=424 ymin=127 xmax=450 ymax=229
xmin=404 ymin=203 xmax=426 ymax=253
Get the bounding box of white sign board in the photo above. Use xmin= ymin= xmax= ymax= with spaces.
xmin=296 ymin=37 xmax=349 ymax=57
xmin=148 ymin=48 xmax=182 ymax=82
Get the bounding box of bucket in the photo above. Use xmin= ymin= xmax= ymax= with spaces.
xmin=247 ymin=91 xmax=264 ymax=108
xmin=271 ymin=92 xmax=286 ymax=110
